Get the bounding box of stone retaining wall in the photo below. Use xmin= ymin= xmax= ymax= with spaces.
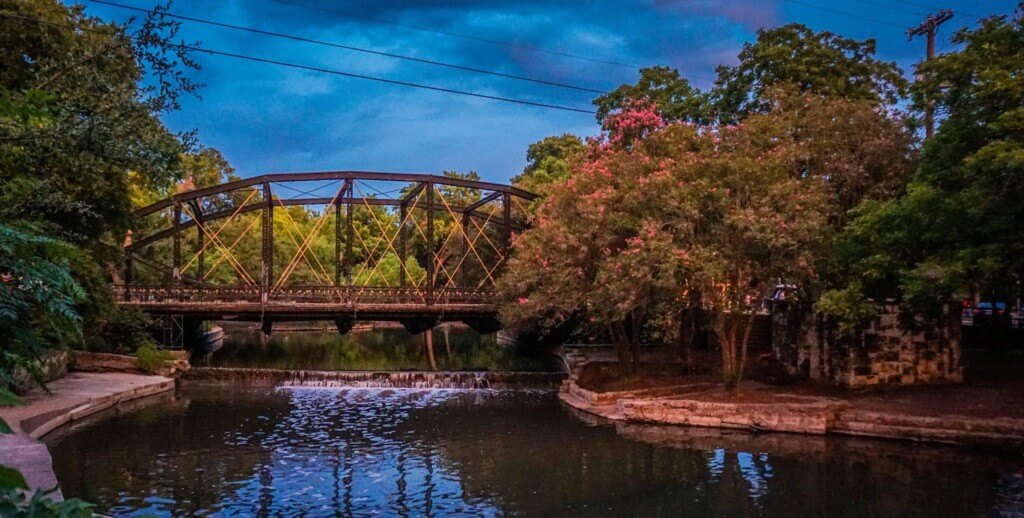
xmin=772 ymin=302 xmax=962 ymax=388
xmin=620 ymin=397 xmax=841 ymax=434
xmin=559 ymin=365 xmax=1024 ymax=447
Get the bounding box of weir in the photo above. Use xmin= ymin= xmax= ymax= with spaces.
xmin=185 ymin=367 xmax=566 ymax=390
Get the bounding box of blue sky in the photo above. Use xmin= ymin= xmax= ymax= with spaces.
xmin=74 ymin=0 xmax=1017 ymax=184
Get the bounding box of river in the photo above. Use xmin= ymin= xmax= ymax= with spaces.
xmin=42 ymin=329 xmax=1024 ymax=516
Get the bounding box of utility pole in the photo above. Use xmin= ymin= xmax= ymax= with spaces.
xmin=907 ymin=9 xmax=954 ymax=139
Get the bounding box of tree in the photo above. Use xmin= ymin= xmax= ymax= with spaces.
xmin=0 ymin=0 xmax=201 ymax=363
xmin=821 ymin=10 xmax=1024 ymax=325
xmin=510 ymin=134 xmax=584 ymax=199
xmin=712 ymin=24 xmax=907 ymax=123
xmin=593 ymin=66 xmax=713 ymax=126
xmin=0 ymin=223 xmax=85 ymax=386
xmin=499 ymin=103 xmax=828 ymax=382
xmin=0 ymin=0 xmax=200 ymax=244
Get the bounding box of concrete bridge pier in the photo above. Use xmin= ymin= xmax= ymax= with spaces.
xmin=463 ymin=317 xmax=502 ymax=335
xmin=335 ymin=317 xmax=355 ymax=335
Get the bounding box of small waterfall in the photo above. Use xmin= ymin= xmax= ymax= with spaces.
xmin=185 ymin=367 xmax=565 ymax=389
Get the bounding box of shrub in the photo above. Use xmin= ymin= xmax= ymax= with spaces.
xmin=85 ymin=307 xmax=156 ymax=355
xmin=135 ymin=343 xmax=174 ymax=374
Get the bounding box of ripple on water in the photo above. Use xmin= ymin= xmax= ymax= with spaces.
xmin=46 ymin=384 xmax=1024 ymax=517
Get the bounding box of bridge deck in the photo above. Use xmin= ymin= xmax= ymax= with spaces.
xmin=113 ymin=285 xmax=499 ymax=321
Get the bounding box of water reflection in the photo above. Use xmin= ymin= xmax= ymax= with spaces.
xmin=47 ymin=384 xmax=1024 ymax=517
xmin=200 ymin=326 xmax=553 ymax=372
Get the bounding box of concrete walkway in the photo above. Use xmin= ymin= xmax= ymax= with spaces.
xmin=0 ymin=373 xmax=174 ymax=499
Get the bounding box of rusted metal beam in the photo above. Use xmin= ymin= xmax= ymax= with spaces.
xmin=130 ymin=198 xmax=527 ymax=252
xmin=261 ymin=182 xmax=273 ymax=303
xmin=402 ymin=181 xmax=426 ymax=205
xmin=133 ymin=171 xmax=539 ymax=218
xmin=502 ymin=193 xmax=512 ymax=256
xmin=171 ymin=203 xmax=182 ymax=294
xmin=333 ymin=180 xmax=351 ymax=287
xmin=463 ymin=191 xmax=502 ymax=214
xmin=426 ymin=182 xmax=434 ymax=305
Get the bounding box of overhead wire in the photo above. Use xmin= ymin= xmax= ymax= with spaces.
xmin=0 ymin=11 xmax=598 ymax=115
xmin=84 ymin=0 xmax=611 ymax=95
xmin=782 ymin=0 xmax=908 ymax=29
xmin=269 ymin=0 xmax=641 ymax=70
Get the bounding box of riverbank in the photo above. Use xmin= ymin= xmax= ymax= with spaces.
xmin=560 ymin=362 xmax=1024 ymax=447
xmin=0 ymin=372 xmax=174 ymax=498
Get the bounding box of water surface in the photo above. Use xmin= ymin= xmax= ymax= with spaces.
xmin=200 ymin=326 xmax=553 ymax=372
xmin=48 ymin=384 xmax=1024 ymax=517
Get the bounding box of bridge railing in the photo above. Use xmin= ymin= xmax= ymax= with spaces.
xmin=111 ymin=285 xmax=494 ymax=306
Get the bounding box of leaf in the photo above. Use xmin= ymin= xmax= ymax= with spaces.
xmin=0 ymin=388 xmax=23 ymax=407
xmin=0 ymin=418 xmax=11 ymax=435
xmin=0 ymin=465 xmax=28 ymax=490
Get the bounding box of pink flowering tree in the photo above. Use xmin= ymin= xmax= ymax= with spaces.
xmin=500 ymin=90 xmax=907 ymax=387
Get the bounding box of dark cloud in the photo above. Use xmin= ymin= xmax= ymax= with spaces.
xmin=74 ymin=0 xmax=1017 ymax=184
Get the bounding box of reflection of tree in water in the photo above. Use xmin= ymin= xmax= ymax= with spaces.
xmin=48 ymin=386 xmax=292 ymax=515
xmin=206 ymin=327 xmax=553 ymax=372
xmin=49 ymin=386 xmax=1024 ymax=517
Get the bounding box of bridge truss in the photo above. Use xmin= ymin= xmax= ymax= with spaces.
xmin=116 ymin=171 xmax=536 ymax=327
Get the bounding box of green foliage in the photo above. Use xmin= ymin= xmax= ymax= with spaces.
xmin=0 ymin=223 xmax=85 ymax=387
xmin=511 ymin=134 xmax=584 ymax=199
xmin=500 ymin=100 xmax=832 ymax=378
xmin=0 ymin=0 xmax=202 ymax=388
xmin=593 ymin=66 xmax=713 ymax=125
xmin=354 ymin=253 xmax=426 ymax=287
xmin=712 ymin=24 xmax=907 ymax=123
xmin=0 ymin=0 xmax=201 ymax=244
xmin=0 ymin=466 xmax=27 ymax=490
xmin=85 ymin=307 xmax=156 ymax=355
xmin=135 ymin=343 xmax=173 ymax=374
xmin=823 ymin=12 xmax=1024 ymax=323
xmin=0 ymin=488 xmax=93 ymax=517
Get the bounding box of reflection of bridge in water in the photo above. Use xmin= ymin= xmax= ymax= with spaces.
xmin=116 ymin=171 xmax=536 ymax=339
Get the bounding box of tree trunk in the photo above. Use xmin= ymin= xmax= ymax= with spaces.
xmin=629 ymin=311 xmax=641 ymax=372
xmin=424 ymin=330 xmax=438 ymax=371
xmin=443 ymin=324 xmax=453 ymax=362
xmin=719 ymin=315 xmax=740 ymax=394
xmin=609 ymin=323 xmax=633 ymax=376
xmin=677 ymin=309 xmax=694 ymax=372
xmin=736 ymin=313 xmax=757 ymax=387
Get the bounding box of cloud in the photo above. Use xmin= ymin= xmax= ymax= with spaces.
xmin=651 ymin=0 xmax=782 ymax=31
xmin=80 ymin=0 xmax=958 ymax=184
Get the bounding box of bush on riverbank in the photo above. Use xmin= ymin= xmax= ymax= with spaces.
xmin=135 ymin=344 xmax=176 ymax=375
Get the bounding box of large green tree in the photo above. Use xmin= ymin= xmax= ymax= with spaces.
xmin=821 ymin=11 xmax=1024 ymax=321
xmin=0 ymin=0 xmax=201 ymax=361
xmin=510 ymin=134 xmax=584 ymax=199
xmin=593 ymin=66 xmax=713 ymax=125
xmin=712 ymin=24 xmax=907 ymax=123
xmin=0 ymin=0 xmax=199 ymax=244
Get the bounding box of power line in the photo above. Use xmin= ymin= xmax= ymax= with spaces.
xmin=270 ymin=0 xmax=641 ymax=70
xmin=847 ymin=0 xmax=933 ymax=17
xmin=84 ymin=0 xmax=610 ymax=95
xmin=0 ymin=12 xmax=598 ymax=115
xmin=783 ymin=0 xmax=908 ymax=29
xmin=890 ymin=0 xmax=987 ymax=19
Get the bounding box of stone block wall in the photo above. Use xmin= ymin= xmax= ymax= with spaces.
xmin=772 ymin=302 xmax=962 ymax=388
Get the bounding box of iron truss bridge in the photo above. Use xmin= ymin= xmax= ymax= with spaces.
xmin=116 ymin=171 xmax=537 ymax=334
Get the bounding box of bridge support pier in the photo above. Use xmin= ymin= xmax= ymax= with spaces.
xmin=400 ymin=317 xmax=441 ymax=335
xmin=463 ymin=317 xmax=502 ymax=335
xmin=335 ymin=317 xmax=355 ymax=336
